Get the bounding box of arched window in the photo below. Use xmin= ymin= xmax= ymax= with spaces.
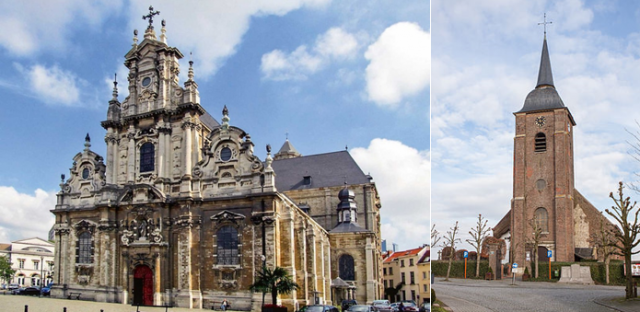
xmin=140 ymin=142 xmax=155 ymax=172
xmin=76 ymin=232 xmax=93 ymax=264
xmin=534 ymin=133 xmax=546 ymax=152
xmin=217 ymin=226 xmax=239 ymax=265
xmin=534 ymin=207 xmax=548 ymax=232
xmin=339 ymin=254 xmax=355 ymax=280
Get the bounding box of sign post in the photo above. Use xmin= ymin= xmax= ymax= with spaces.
xmin=464 ymin=251 xmax=469 ymax=279
xmin=512 ymin=263 xmax=518 ymax=285
xmin=547 ymin=250 xmax=552 ymax=280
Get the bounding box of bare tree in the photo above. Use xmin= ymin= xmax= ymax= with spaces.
xmin=606 ymin=182 xmax=640 ymax=299
xmin=466 ymin=214 xmax=491 ymax=277
xmin=441 ymin=221 xmax=461 ymax=281
xmin=589 ymin=216 xmax=617 ymax=284
xmin=431 ymin=223 xmax=441 ymax=250
xmin=527 ymin=216 xmax=543 ymax=278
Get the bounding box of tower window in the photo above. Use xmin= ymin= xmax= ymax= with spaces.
xmin=534 ymin=207 xmax=548 ymax=232
xmin=140 ymin=142 xmax=155 ymax=172
xmin=534 ymin=133 xmax=546 ymax=152
xmin=76 ymin=231 xmax=93 ymax=264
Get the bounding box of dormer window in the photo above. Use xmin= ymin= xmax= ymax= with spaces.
xmin=303 ymin=176 xmax=311 ymax=185
xmin=82 ymin=168 xmax=90 ymax=179
xmin=140 ymin=142 xmax=155 ymax=172
xmin=534 ymin=133 xmax=546 ymax=152
xmin=220 ymin=147 xmax=232 ymax=161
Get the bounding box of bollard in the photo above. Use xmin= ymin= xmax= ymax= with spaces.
xmin=63 ymin=308 xmax=67 ymax=312
xmin=24 ymin=305 xmax=28 ymax=312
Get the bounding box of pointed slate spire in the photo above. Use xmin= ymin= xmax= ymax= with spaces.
xmin=536 ymin=37 xmax=554 ymax=88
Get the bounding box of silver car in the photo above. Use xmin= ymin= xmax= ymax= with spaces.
xmin=372 ymin=300 xmax=393 ymax=312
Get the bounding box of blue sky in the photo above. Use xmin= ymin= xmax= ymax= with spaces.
xmin=432 ymin=0 xmax=640 ymax=260
xmin=0 ymin=0 xmax=430 ymax=249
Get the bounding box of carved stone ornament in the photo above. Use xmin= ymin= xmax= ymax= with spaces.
xmin=74 ymin=220 xmax=96 ymax=234
xmin=210 ymin=210 xmax=246 ymax=224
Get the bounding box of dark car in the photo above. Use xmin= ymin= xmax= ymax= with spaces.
xmin=305 ymin=305 xmax=339 ymax=312
xmin=341 ymin=300 xmax=358 ymax=311
xmin=21 ymin=286 xmax=41 ymax=296
xmin=346 ymin=305 xmax=376 ymax=312
xmin=418 ymin=302 xmax=430 ymax=312
xmin=7 ymin=284 xmax=19 ymax=291
xmin=398 ymin=301 xmax=419 ymax=312
xmin=41 ymin=284 xmax=52 ymax=296
xmin=12 ymin=287 xmax=25 ymax=295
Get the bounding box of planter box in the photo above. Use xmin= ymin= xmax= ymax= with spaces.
xmin=522 ymin=274 xmax=530 ymax=281
xmin=485 ymin=272 xmax=493 ymax=280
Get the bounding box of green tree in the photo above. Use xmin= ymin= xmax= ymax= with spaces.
xmin=0 ymin=255 xmax=15 ymax=284
xmin=250 ymin=266 xmax=300 ymax=306
xmin=606 ymin=182 xmax=640 ymax=299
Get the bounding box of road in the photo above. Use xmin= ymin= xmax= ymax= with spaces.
xmin=434 ymin=277 xmax=638 ymax=312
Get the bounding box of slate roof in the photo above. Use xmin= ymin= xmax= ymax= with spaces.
xmin=383 ymin=246 xmax=425 ymax=263
xmin=516 ymin=37 xmax=571 ymax=117
xmin=200 ymin=111 xmax=220 ymax=130
xmin=329 ymin=222 xmax=370 ymax=234
xmin=271 ymin=151 xmax=371 ymax=191
xmin=277 ymin=139 xmax=300 ymax=155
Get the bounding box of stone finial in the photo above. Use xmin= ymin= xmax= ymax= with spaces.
xmin=223 ymin=105 xmax=228 ymax=117
xmin=266 ymin=144 xmax=271 ymax=153
xmin=61 ymin=174 xmax=65 ymax=183
xmin=132 ymin=29 xmax=139 ymax=47
xmin=112 ymin=73 xmax=118 ymax=101
xmin=188 ymin=52 xmax=194 ymax=81
xmin=265 ymin=144 xmax=273 ymax=169
xmin=221 ymin=105 xmax=230 ymax=130
xmin=84 ymin=133 xmax=91 ymax=151
xmin=160 ymin=19 xmax=167 ymax=43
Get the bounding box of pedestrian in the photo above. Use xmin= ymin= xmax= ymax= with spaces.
xmin=399 ymin=302 xmax=405 ymax=312
xmin=220 ymin=299 xmax=229 ymax=311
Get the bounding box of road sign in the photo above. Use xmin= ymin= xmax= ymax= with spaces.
xmin=512 ymin=263 xmax=518 ymax=269
xmin=547 ymin=250 xmax=552 ymax=258
xmin=463 ymin=251 xmax=469 ymax=258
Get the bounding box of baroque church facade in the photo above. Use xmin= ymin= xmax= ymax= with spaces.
xmin=492 ymin=35 xmax=620 ymax=272
xmin=51 ymin=16 xmax=382 ymax=310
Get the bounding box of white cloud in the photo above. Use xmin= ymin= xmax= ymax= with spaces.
xmin=0 ymin=0 xmax=123 ymax=56
xmin=315 ymin=27 xmax=358 ymax=58
xmin=18 ymin=64 xmax=83 ymax=106
xmin=364 ymin=22 xmax=430 ymax=107
xmin=351 ymin=138 xmax=430 ymax=250
xmin=260 ymin=27 xmax=358 ymax=81
xmin=0 ymin=187 xmax=56 ymax=242
xmin=128 ymin=0 xmax=331 ymax=78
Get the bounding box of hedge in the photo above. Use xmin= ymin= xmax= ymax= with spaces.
xmin=432 ymin=260 xmax=637 ymax=286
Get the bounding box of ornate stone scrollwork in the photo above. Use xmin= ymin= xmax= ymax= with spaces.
xmin=74 ymin=220 xmax=96 ymax=234
xmin=210 ymin=210 xmax=246 ymax=224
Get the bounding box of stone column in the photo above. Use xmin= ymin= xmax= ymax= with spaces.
xmin=127 ymin=126 xmax=136 ymax=183
xmin=183 ymin=121 xmax=193 ymax=177
xmin=105 ymin=130 xmax=115 ymax=184
xmin=157 ymin=124 xmax=166 ymax=178
xmin=112 ymin=138 xmax=119 ymax=183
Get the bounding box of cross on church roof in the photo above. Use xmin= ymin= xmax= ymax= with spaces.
xmin=538 ymin=13 xmax=552 ymax=37
xmin=142 ymin=6 xmax=160 ymax=29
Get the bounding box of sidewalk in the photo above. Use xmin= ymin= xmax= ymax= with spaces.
xmin=594 ymin=297 xmax=640 ymax=312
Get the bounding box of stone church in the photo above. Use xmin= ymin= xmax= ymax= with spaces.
xmin=50 ymin=15 xmax=383 ymax=310
xmin=492 ymin=35 xmax=620 ymax=272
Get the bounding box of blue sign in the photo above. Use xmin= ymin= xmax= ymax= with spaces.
xmin=463 ymin=251 xmax=469 ymax=258
xmin=547 ymin=250 xmax=552 ymax=258
xmin=512 ymin=263 xmax=518 ymax=269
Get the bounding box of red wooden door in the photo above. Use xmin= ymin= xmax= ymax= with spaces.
xmin=133 ymin=265 xmax=153 ymax=306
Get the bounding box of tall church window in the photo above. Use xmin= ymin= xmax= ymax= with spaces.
xmin=534 ymin=208 xmax=548 ymax=232
xmin=534 ymin=133 xmax=546 ymax=152
xmin=140 ymin=142 xmax=155 ymax=172
xmin=217 ymin=226 xmax=239 ymax=265
xmin=76 ymin=232 xmax=93 ymax=264
xmin=339 ymin=254 xmax=355 ymax=280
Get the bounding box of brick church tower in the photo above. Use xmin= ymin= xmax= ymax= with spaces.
xmin=510 ymin=35 xmax=577 ymax=265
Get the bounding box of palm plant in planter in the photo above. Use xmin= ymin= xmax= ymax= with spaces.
xmin=250 ymin=266 xmax=300 ymax=312
xmin=522 ymin=266 xmax=530 ymax=281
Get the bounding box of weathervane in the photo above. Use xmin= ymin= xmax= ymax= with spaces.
xmin=538 ymin=13 xmax=552 ymax=37
xmin=143 ymin=6 xmax=161 ymax=29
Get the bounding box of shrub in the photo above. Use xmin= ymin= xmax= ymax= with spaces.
xmin=431 ymin=287 xmax=436 ymax=303
xmin=432 ymin=260 xmax=491 ymax=278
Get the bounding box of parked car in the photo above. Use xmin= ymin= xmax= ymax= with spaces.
xmin=347 ymin=305 xmax=376 ymax=312
xmin=21 ymin=286 xmax=41 ymax=296
xmin=305 ymin=305 xmax=339 ymax=312
xmin=7 ymin=284 xmax=19 ymax=290
xmin=390 ymin=302 xmax=399 ymax=312
xmin=341 ymin=300 xmax=358 ymax=311
xmin=399 ymin=301 xmax=419 ymax=312
xmin=372 ymin=300 xmax=393 ymax=312
xmin=418 ymin=302 xmax=430 ymax=312
xmin=41 ymin=284 xmax=52 ymax=296
xmin=12 ymin=287 xmax=26 ymax=295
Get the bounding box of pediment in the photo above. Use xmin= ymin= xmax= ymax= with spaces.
xmin=210 ymin=210 xmax=246 ymax=224
xmin=118 ymin=184 xmax=164 ymax=204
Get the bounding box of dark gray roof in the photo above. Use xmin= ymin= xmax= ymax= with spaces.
xmin=329 ymin=222 xmax=370 ymax=234
xmin=516 ymin=37 xmax=568 ymax=114
xmin=271 ymin=151 xmax=371 ymax=191
xmin=200 ymin=111 xmax=220 ymax=130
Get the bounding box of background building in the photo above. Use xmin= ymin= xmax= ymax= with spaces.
xmin=382 ymin=245 xmax=429 ymax=303
xmin=0 ymin=237 xmax=54 ymax=287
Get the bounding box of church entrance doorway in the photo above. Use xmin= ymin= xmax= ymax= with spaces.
xmin=538 ymin=246 xmax=549 ymax=262
xmin=133 ymin=265 xmax=153 ymax=306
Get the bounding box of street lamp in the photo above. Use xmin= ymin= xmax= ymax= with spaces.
xmin=39 ymin=255 xmax=44 ymax=298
